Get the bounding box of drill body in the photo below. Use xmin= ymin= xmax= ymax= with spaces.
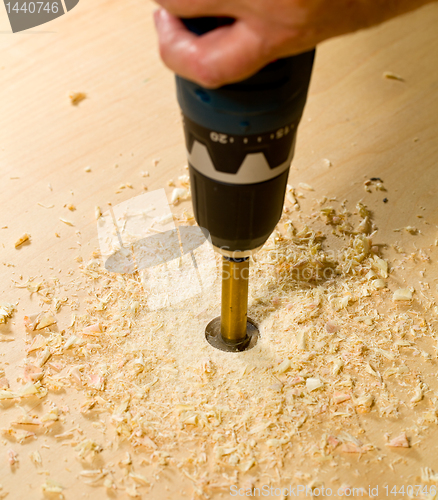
xmin=174 ymin=18 xmax=314 ymax=350
xmin=176 ymin=19 xmax=314 ymax=255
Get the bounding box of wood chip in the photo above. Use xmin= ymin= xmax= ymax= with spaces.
xmin=387 ymin=432 xmax=410 ymax=448
xmin=69 ymin=92 xmax=87 ymax=106
xmin=393 ymin=288 xmax=413 ymax=301
xmin=383 ymin=71 xmax=404 ymax=81
xmin=14 ymin=233 xmax=30 ymax=248
xmin=59 ymin=218 xmax=74 ymax=227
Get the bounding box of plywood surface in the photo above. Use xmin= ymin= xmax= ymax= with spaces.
xmin=0 ymin=1 xmax=438 ymax=498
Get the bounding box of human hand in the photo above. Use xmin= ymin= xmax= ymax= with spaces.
xmin=153 ymin=0 xmax=434 ymax=88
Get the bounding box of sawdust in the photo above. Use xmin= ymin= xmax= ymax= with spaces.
xmin=2 ymin=196 xmax=438 ymax=498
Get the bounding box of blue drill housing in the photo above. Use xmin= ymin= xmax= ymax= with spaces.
xmin=175 ymin=17 xmax=315 ymax=252
xmin=176 ymin=51 xmax=315 ymax=136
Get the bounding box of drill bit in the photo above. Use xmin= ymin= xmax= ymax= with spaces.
xmin=205 ymin=256 xmax=259 ymax=352
xmin=220 ymin=257 xmax=249 ymax=344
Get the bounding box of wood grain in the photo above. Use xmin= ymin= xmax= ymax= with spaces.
xmin=0 ymin=1 xmax=438 ymax=498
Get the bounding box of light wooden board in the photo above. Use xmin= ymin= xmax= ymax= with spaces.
xmin=1 ymin=1 xmax=438 ymax=498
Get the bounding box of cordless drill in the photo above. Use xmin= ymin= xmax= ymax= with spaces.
xmin=175 ymin=18 xmax=315 ymax=352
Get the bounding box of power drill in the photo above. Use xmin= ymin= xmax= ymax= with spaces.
xmin=175 ymin=18 xmax=315 ymax=352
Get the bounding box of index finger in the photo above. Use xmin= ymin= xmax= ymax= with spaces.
xmin=154 ymin=8 xmax=271 ymax=87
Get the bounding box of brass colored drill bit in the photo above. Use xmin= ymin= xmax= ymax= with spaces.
xmin=205 ymin=256 xmax=259 ymax=352
xmin=220 ymin=257 xmax=249 ymax=345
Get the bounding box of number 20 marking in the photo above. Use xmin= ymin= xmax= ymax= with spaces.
xmin=210 ymin=132 xmax=228 ymax=144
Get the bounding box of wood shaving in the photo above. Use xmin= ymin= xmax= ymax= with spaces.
xmin=41 ymin=479 xmax=64 ymax=498
xmin=75 ymin=438 xmax=102 ymax=460
xmin=59 ymin=218 xmax=74 ymax=227
xmin=14 ymin=233 xmax=30 ymax=248
xmin=383 ymin=71 xmax=404 ymax=81
xmin=3 ymin=195 xmax=438 ymax=496
xmin=171 ymin=187 xmax=190 ymax=205
xmin=29 ymin=450 xmax=42 ymax=466
xmin=298 ymin=182 xmax=314 ymax=191
xmin=421 ymin=467 xmax=438 ymax=483
xmin=7 ymin=449 xmax=18 ymax=465
xmin=387 ymin=432 xmax=410 ymax=448
xmin=0 ymin=304 xmax=15 ymax=324
xmin=393 ymin=288 xmax=413 ymax=301
xmin=306 ymin=377 xmax=323 ymax=391
xmin=69 ymin=92 xmax=87 ymax=106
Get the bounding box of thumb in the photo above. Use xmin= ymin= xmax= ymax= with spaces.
xmin=154 ymin=8 xmax=271 ymax=88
